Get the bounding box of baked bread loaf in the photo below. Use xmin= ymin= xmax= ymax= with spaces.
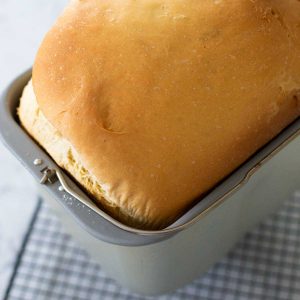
xmin=19 ymin=0 xmax=300 ymax=229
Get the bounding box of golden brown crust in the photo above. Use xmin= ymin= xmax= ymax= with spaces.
xmin=31 ymin=0 xmax=300 ymax=229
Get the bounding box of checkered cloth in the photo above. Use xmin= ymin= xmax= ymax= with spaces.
xmin=4 ymin=192 xmax=300 ymax=300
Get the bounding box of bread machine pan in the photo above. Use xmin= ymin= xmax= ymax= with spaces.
xmin=1 ymin=71 xmax=300 ymax=294
xmin=1 ymin=70 xmax=300 ymax=245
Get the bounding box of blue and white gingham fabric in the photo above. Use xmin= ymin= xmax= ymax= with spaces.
xmin=4 ymin=191 xmax=300 ymax=300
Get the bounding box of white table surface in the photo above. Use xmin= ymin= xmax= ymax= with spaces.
xmin=0 ymin=1 xmax=68 ymax=298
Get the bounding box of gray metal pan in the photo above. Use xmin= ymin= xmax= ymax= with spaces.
xmin=1 ymin=70 xmax=300 ymax=246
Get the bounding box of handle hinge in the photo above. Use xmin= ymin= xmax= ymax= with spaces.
xmin=40 ymin=167 xmax=57 ymax=184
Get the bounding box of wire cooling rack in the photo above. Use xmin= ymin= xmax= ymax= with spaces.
xmin=4 ymin=192 xmax=300 ymax=300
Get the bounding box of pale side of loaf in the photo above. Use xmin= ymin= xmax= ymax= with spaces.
xmin=18 ymin=81 xmax=144 ymax=228
xmin=23 ymin=0 xmax=300 ymax=229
